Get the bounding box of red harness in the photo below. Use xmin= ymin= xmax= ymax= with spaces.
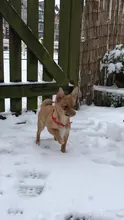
xmin=51 ymin=111 xmax=72 ymax=127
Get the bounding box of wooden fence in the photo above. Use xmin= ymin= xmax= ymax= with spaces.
xmin=80 ymin=0 xmax=124 ymax=105
xmin=0 ymin=0 xmax=82 ymax=114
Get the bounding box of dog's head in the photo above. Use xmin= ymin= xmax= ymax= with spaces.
xmin=55 ymin=87 xmax=78 ymax=117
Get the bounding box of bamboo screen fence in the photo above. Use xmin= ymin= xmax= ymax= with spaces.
xmin=80 ymin=0 xmax=124 ymax=105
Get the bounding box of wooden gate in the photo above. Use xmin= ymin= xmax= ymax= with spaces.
xmin=0 ymin=0 xmax=82 ymax=114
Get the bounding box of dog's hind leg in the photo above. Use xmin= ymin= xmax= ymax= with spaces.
xmin=36 ymin=121 xmax=45 ymax=145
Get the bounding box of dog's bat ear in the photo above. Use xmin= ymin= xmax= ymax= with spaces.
xmin=56 ymin=87 xmax=65 ymax=102
xmin=71 ymin=87 xmax=78 ymax=100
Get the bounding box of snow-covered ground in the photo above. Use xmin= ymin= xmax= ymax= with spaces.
xmin=1 ymin=105 xmax=124 ymax=220
xmin=1 ymin=50 xmax=124 ymax=220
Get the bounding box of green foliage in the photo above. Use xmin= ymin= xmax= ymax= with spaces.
xmin=94 ymin=90 xmax=124 ymax=107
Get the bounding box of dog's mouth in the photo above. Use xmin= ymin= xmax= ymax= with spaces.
xmin=65 ymin=113 xmax=70 ymax=116
xmin=65 ymin=111 xmax=76 ymax=117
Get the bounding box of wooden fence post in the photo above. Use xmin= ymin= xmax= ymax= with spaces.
xmin=0 ymin=15 xmax=4 ymax=112
xmin=27 ymin=0 xmax=38 ymax=111
xmin=59 ymin=0 xmax=82 ymax=86
xmin=58 ymin=0 xmax=71 ymax=79
xmin=43 ymin=0 xmax=55 ymax=100
xmin=68 ymin=0 xmax=82 ymax=85
xmin=9 ymin=0 xmax=21 ymax=114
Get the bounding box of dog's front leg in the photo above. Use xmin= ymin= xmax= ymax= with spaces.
xmin=61 ymin=128 xmax=70 ymax=153
xmin=48 ymin=129 xmax=64 ymax=145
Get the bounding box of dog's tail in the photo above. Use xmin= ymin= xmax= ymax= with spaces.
xmin=41 ymin=99 xmax=53 ymax=107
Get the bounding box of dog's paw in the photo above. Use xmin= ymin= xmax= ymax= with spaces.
xmin=61 ymin=147 xmax=66 ymax=153
xmin=36 ymin=139 xmax=40 ymax=145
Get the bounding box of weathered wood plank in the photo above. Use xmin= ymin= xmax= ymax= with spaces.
xmin=9 ymin=0 xmax=21 ymax=113
xmin=58 ymin=0 xmax=71 ymax=78
xmin=0 ymin=0 xmax=68 ymax=86
xmin=0 ymin=83 xmax=72 ymax=99
xmin=0 ymin=15 xmax=5 ymax=112
xmin=43 ymin=0 xmax=54 ymax=82
xmin=43 ymin=0 xmax=55 ymax=100
xmin=27 ymin=0 xmax=38 ymax=110
xmin=68 ymin=0 xmax=82 ymax=85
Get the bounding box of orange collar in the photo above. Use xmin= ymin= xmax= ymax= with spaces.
xmin=51 ymin=111 xmax=72 ymax=127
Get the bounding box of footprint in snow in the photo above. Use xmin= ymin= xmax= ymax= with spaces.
xmin=17 ymin=170 xmax=49 ymax=197
xmin=116 ymin=209 xmax=124 ymax=218
xmin=65 ymin=213 xmax=88 ymax=220
xmin=5 ymin=173 xmax=12 ymax=178
xmin=18 ymin=185 xmax=44 ymax=196
xmin=7 ymin=208 xmax=23 ymax=215
xmin=15 ymin=161 xmax=21 ymax=166
xmin=64 ymin=213 xmax=114 ymax=220
xmin=0 ymin=148 xmax=13 ymax=154
xmin=0 ymin=190 xmax=3 ymax=195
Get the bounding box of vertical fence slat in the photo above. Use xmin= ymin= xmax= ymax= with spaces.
xmin=68 ymin=0 xmax=82 ymax=85
xmin=43 ymin=0 xmax=54 ymax=81
xmin=0 ymin=15 xmax=4 ymax=112
xmin=27 ymin=0 xmax=38 ymax=111
xmin=43 ymin=0 xmax=55 ymax=100
xmin=9 ymin=0 xmax=21 ymax=114
xmin=58 ymin=0 xmax=71 ymax=79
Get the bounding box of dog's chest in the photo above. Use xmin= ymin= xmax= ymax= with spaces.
xmin=59 ymin=127 xmax=66 ymax=139
xmin=59 ymin=117 xmax=68 ymax=138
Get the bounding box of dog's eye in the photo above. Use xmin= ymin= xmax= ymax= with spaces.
xmin=63 ymin=105 xmax=68 ymax=110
